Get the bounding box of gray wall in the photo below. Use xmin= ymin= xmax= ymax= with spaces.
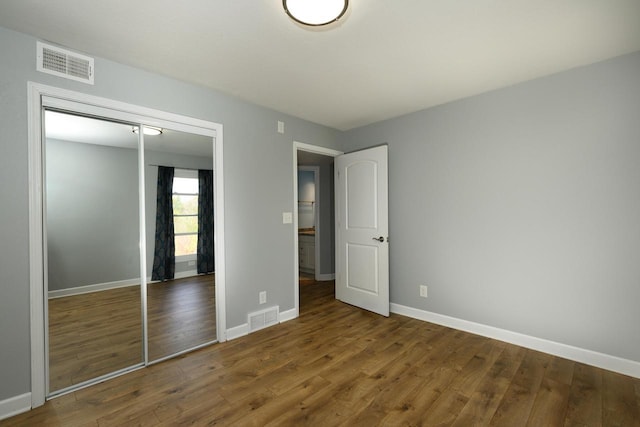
xmin=46 ymin=139 xmax=215 ymax=291
xmin=0 ymin=25 xmax=341 ymax=402
xmin=46 ymin=139 xmax=140 ymax=290
xmin=316 ymin=158 xmax=335 ymax=275
xmin=341 ymin=51 xmax=640 ymax=363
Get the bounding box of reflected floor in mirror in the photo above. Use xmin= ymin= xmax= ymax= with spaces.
xmin=48 ymin=274 xmax=216 ymax=393
xmin=148 ymin=274 xmax=216 ymax=361
xmin=48 ymin=286 xmax=143 ymax=392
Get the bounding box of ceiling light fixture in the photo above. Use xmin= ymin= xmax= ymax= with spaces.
xmin=283 ymin=0 xmax=349 ymax=26
xmin=132 ymin=126 xmax=163 ymax=136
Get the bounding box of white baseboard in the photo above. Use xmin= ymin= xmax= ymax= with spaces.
xmin=279 ymin=307 xmax=298 ymax=323
xmin=226 ymin=323 xmax=249 ymax=340
xmin=147 ymin=270 xmax=200 ymax=284
xmin=174 ymin=270 xmax=199 ymax=280
xmin=391 ymin=303 xmax=640 ymax=379
xmin=48 ymin=278 xmax=139 ymax=299
xmin=315 ymin=273 xmax=335 ymax=281
xmin=49 ymin=270 xmax=201 ymax=299
xmin=0 ymin=392 xmax=31 ymax=421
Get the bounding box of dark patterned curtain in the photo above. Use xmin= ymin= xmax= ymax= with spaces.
xmin=197 ymin=169 xmax=214 ymax=274
xmin=151 ymin=166 xmax=175 ymax=281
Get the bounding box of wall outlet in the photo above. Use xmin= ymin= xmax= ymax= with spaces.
xmin=282 ymin=212 xmax=293 ymax=224
xmin=419 ymin=285 xmax=428 ymax=298
xmin=188 ymin=260 xmax=195 ymax=266
xmin=277 ymin=121 xmax=285 ymax=134
xmin=259 ymin=291 xmax=267 ymax=304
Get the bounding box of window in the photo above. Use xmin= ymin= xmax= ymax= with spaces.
xmin=173 ymin=169 xmax=198 ymax=258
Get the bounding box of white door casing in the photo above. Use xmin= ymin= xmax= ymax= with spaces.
xmin=335 ymin=145 xmax=389 ymax=316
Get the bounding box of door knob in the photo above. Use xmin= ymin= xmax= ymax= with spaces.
xmin=372 ymin=236 xmax=385 ymax=242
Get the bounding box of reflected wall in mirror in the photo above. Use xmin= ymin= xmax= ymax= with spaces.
xmin=144 ymin=127 xmax=216 ymax=361
xmin=45 ymin=110 xmax=143 ymax=394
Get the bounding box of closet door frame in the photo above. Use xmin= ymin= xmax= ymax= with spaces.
xmin=27 ymin=82 xmax=227 ymax=407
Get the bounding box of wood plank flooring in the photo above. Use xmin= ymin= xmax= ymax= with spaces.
xmin=48 ymin=286 xmax=143 ymax=392
xmin=147 ymin=274 xmax=216 ymax=361
xmin=7 ymin=280 xmax=640 ymax=426
xmin=48 ymin=274 xmax=215 ymax=393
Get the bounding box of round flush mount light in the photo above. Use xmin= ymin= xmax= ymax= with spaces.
xmin=283 ymin=0 xmax=349 ymax=26
xmin=132 ymin=126 xmax=163 ymax=136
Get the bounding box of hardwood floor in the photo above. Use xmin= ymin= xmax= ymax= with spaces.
xmin=8 ymin=280 xmax=640 ymax=426
xmin=299 ymin=272 xmax=315 ymax=284
xmin=48 ymin=286 xmax=143 ymax=392
xmin=148 ymin=274 xmax=216 ymax=361
xmin=48 ymin=274 xmax=215 ymax=393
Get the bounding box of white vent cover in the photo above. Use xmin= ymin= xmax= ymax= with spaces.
xmin=37 ymin=42 xmax=94 ymax=84
xmin=248 ymin=306 xmax=280 ymax=332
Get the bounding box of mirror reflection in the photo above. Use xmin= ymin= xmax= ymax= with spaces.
xmin=144 ymin=127 xmax=216 ymax=361
xmin=45 ymin=110 xmax=143 ymax=393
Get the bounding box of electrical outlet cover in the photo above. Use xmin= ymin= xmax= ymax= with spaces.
xmin=420 ymin=285 xmax=428 ymax=298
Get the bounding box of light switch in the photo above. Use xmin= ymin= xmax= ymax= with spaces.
xmin=282 ymin=212 xmax=293 ymax=224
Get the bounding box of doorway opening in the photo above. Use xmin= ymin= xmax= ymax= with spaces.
xmin=293 ymin=142 xmax=342 ymax=315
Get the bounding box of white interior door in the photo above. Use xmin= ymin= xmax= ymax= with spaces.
xmin=335 ymin=145 xmax=389 ymax=316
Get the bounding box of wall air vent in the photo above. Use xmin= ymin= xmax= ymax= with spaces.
xmin=248 ymin=306 xmax=280 ymax=333
xmin=37 ymin=41 xmax=94 ymax=84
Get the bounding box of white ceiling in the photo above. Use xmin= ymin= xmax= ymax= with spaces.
xmin=2 ymin=1 xmax=640 ymax=130
xmin=45 ymin=110 xmax=213 ymax=157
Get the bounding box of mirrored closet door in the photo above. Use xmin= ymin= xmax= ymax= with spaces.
xmin=45 ymin=110 xmax=143 ymax=394
xmin=44 ymin=113 xmax=218 ymax=397
xmin=144 ymin=127 xmax=217 ymax=362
